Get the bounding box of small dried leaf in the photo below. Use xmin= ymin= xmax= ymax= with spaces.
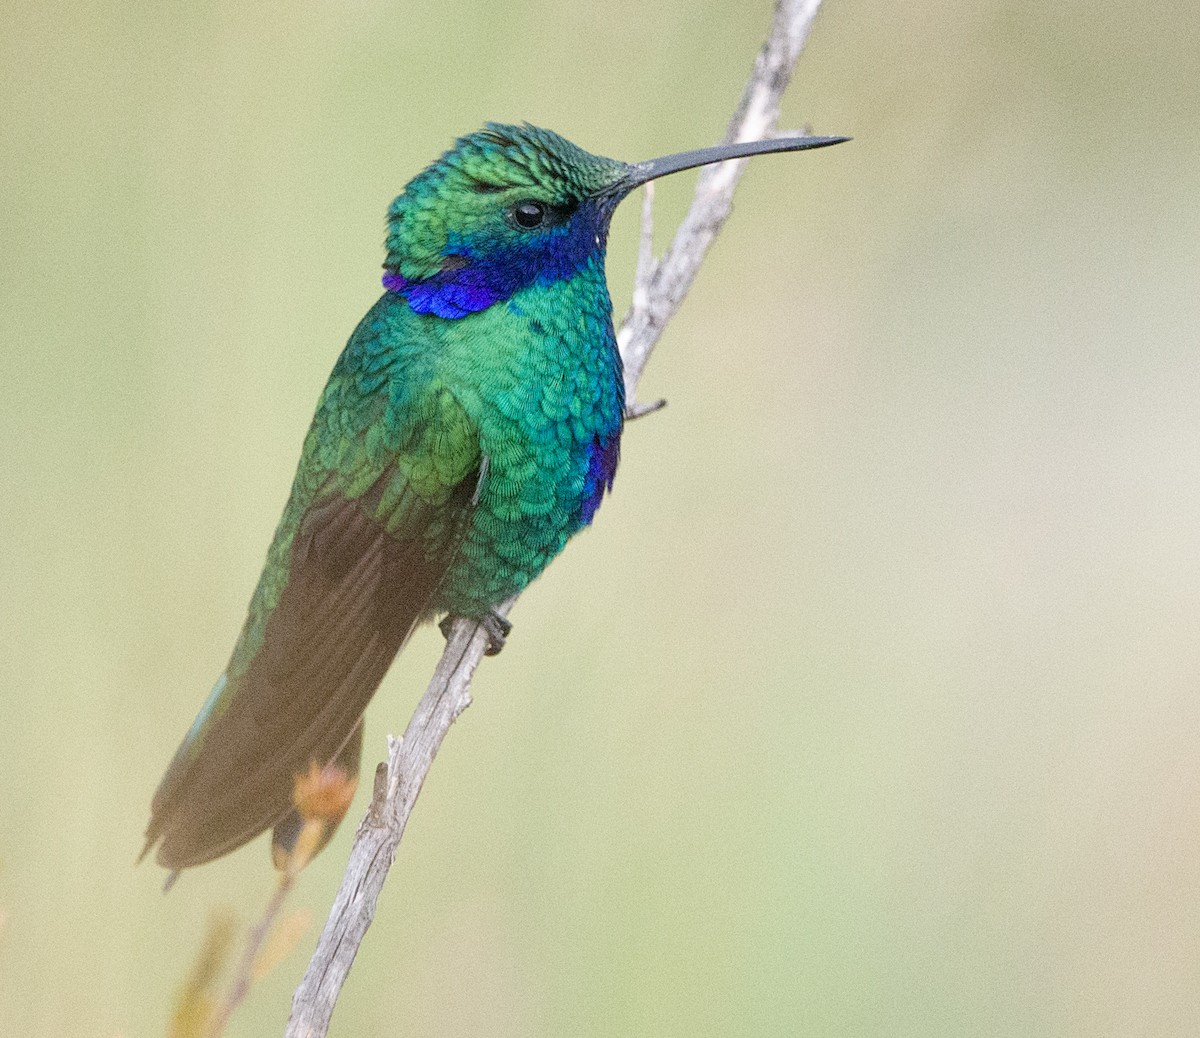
xmin=252 ymin=909 xmax=311 ymax=983
xmin=169 ymin=910 xmax=236 ymax=1038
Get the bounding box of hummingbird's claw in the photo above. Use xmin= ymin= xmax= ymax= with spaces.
xmin=439 ymin=610 xmax=512 ymax=656
xmin=480 ymin=611 xmax=512 ymax=655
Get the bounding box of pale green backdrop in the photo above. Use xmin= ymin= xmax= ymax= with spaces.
xmin=3 ymin=1 xmax=1200 ymax=1035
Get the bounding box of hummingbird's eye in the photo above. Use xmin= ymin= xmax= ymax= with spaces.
xmin=511 ymin=200 xmax=547 ymax=229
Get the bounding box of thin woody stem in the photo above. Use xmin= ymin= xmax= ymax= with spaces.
xmin=207 ymin=872 xmax=295 ymax=1036
xmin=623 ymin=181 xmax=667 ymax=421
xmin=618 ymin=0 xmax=827 ymax=398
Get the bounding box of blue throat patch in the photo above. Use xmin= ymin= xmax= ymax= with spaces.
xmin=384 ymin=202 xmax=611 ymax=319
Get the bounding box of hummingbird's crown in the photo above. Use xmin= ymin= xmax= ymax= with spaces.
xmin=445 ymin=122 xmax=629 ymax=199
xmin=383 ymin=123 xmax=625 ymax=287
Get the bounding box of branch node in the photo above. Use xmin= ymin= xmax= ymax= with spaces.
xmin=368 ymin=761 xmax=388 ymax=823
xmin=625 ymin=398 xmax=668 ymax=421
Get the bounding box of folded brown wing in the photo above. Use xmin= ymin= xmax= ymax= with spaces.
xmin=146 ymin=467 xmax=478 ymax=870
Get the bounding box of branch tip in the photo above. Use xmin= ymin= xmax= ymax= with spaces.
xmin=625 ymin=398 xmax=668 ymax=421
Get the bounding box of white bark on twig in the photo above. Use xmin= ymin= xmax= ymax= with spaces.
xmin=285 ymin=2 xmax=828 ymax=1033
xmin=618 ymin=0 xmax=828 ymax=404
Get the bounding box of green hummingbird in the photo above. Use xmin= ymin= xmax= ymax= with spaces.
xmin=142 ymin=123 xmax=847 ymax=877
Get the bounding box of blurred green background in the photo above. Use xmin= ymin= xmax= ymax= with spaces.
xmin=4 ymin=0 xmax=1200 ymax=1034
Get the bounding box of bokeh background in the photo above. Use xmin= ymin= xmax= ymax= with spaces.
xmin=4 ymin=0 xmax=1200 ymax=1034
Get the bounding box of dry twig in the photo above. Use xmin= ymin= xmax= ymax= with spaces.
xmin=285 ymin=2 xmax=830 ymax=1033
xmin=210 ymin=765 xmax=355 ymax=1035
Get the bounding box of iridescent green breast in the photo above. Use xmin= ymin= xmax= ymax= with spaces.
xmin=430 ymin=261 xmax=624 ymax=616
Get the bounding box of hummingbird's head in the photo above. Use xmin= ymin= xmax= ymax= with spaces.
xmin=382 ymin=122 xmax=848 ymax=319
xmin=383 ymin=123 xmax=630 ymax=319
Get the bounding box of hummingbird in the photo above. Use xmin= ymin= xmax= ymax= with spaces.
xmin=142 ymin=122 xmax=847 ymax=876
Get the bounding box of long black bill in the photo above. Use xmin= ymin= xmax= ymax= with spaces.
xmin=622 ymin=134 xmax=849 ymax=192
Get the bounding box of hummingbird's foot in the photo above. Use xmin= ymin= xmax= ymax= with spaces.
xmin=439 ymin=610 xmax=512 ymax=656
xmin=480 ymin=610 xmax=513 ymax=655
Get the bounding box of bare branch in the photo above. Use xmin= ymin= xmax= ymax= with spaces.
xmin=632 ymin=180 xmax=658 ymax=302
xmin=623 ymin=182 xmax=667 ymax=421
xmin=286 ymin=2 xmax=828 ymax=1033
xmin=285 ymin=604 xmax=509 ymax=1036
xmin=619 ymin=0 xmax=827 ymax=397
